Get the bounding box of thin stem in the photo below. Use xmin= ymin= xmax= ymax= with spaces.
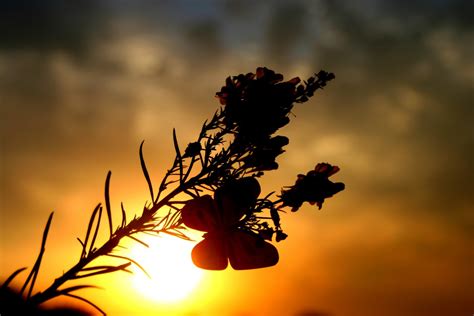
xmin=28 ymin=111 xmax=230 ymax=307
xmin=29 ymin=165 xmax=208 ymax=306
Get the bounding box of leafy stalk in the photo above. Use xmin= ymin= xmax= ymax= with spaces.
xmin=2 ymin=68 xmax=341 ymax=315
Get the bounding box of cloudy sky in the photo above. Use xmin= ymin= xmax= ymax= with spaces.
xmin=1 ymin=1 xmax=472 ymax=315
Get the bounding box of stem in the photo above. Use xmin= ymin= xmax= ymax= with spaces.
xmin=29 ymin=169 xmax=206 ymax=306
xmin=29 ymin=112 xmax=229 ymax=306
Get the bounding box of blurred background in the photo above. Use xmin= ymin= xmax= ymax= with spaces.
xmin=0 ymin=1 xmax=472 ymax=315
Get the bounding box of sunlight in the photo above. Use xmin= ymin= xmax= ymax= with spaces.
xmin=128 ymin=234 xmax=204 ymax=303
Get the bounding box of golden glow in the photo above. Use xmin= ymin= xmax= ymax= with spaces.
xmin=128 ymin=234 xmax=204 ymax=303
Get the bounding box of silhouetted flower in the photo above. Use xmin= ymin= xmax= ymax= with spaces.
xmin=244 ymin=136 xmax=289 ymax=171
xmin=281 ymin=163 xmax=345 ymax=212
xmin=258 ymin=228 xmax=274 ymax=241
xmin=275 ymin=230 xmax=288 ymax=242
xmin=217 ymin=67 xmax=302 ymax=143
xmin=181 ymin=177 xmax=279 ymax=270
xmin=216 ymin=67 xmax=335 ymax=144
xmin=183 ymin=141 xmax=202 ymax=158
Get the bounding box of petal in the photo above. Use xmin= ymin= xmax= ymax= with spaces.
xmin=181 ymin=195 xmax=217 ymax=231
xmin=216 ymin=193 xmax=243 ymax=226
xmin=215 ymin=178 xmax=261 ymax=226
xmin=228 ymin=231 xmax=279 ymax=270
xmin=314 ymin=163 xmax=340 ymax=177
xmin=288 ymin=77 xmax=301 ymax=85
xmin=237 ymin=177 xmax=261 ymax=204
xmin=191 ymin=235 xmax=228 ymax=270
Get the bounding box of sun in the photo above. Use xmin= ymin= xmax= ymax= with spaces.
xmin=127 ymin=234 xmax=204 ymax=303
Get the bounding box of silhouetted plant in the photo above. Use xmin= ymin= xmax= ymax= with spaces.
xmin=1 ymin=67 xmax=344 ymax=315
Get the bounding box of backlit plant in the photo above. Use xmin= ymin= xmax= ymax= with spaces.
xmin=0 ymin=67 xmax=344 ymax=315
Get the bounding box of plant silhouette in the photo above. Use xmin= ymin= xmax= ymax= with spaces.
xmin=1 ymin=67 xmax=344 ymax=315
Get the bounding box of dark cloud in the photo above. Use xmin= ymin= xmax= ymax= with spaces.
xmin=183 ymin=18 xmax=223 ymax=66
xmin=0 ymin=0 xmax=108 ymax=59
xmin=265 ymin=2 xmax=309 ymax=65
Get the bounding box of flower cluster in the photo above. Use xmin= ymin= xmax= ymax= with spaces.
xmin=216 ymin=67 xmax=335 ymax=144
xmin=281 ymin=163 xmax=345 ymax=212
xmin=216 ymin=67 xmax=335 ymax=174
xmin=217 ymin=68 xmax=292 ymax=143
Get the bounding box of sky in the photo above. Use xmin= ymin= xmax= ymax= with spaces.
xmin=0 ymin=0 xmax=473 ymax=315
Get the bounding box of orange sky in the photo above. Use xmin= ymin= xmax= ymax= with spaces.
xmin=1 ymin=1 xmax=473 ymax=315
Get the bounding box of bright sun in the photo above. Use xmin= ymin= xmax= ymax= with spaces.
xmin=127 ymin=234 xmax=204 ymax=303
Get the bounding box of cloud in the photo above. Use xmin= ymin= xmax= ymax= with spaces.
xmin=1 ymin=0 xmax=471 ymax=250
xmin=0 ymin=0 xmax=108 ymax=60
xmin=264 ymin=2 xmax=309 ymax=65
xmin=1 ymin=0 xmax=471 ymax=245
xmin=299 ymin=0 xmax=474 ymax=217
xmin=0 ymin=1 xmax=472 ymax=315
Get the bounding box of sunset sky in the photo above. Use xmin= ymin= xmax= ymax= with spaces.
xmin=0 ymin=1 xmax=473 ymax=315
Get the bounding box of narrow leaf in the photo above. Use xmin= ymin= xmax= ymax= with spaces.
xmin=104 ymin=171 xmax=113 ymax=236
xmin=121 ymin=202 xmax=127 ymax=228
xmin=126 ymin=235 xmax=149 ymax=248
xmin=1 ymin=267 xmax=27 ymax=289
xmin=163 ymin=230 xmax=191 ymax=240
xmin=82 ymin=203 xmax=101 ymax=259
xmin=172 ymin=129 xmax=184 ymax=182
xmin=57 ymin=285 xmax=99 ymax=295
xmin=106 ymin=254 xmax=150 ymax=278
xmin=140 ymin=141 xmax=155 ymax=202
xmin=21 ymin=212 xmax=54 ymax=299
xmin=76 ymin=238 xmax=85 ymax=248
xmin=88 ymin=206 xmax=103 ymax=254
xmin=74 ymin=263 xmax=132 ymax=279
xmin=81 ymin=265 xmax=123 ymax=271
xmin=62 ymin=293 xmax=106 ymax=316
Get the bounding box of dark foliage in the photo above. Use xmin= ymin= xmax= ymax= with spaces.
xmin=1 ymin=67 xmax=343 ymax=314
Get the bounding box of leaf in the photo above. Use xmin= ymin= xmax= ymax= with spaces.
xmin=106 ymin=254 xmax=150 ymax=278
xmin=163 ymin=230 xmax=192 ymax=241
xmin=104 ymin=171 xmax=113 ymax=236
xmin=88 ymin=206 xmax=103 ymax=254
xmin=140 ymin=141 xmax=155 ymax=202
xmin=173 ymin=128 xmax=184 ymax=183
xmin=62 ymin=293 xmax=106 ymax=316
xmin=126 ymin=235 xmax=149 ymax=248
xmin=121 ymin=202 xmax=127 ymax=228
xmin=74 ymin=263 xmax=132 ymax=279
xmin=82 ymin=203 xmax=101 ymax=258
xmin=20 ymin=212 xmax=54 ymax=299
xmin=1 ymin=267 xmax=27 ymax=289
xmin=57 ymin=285 xmax=100 ymax=295
xmin=76 ymin=238 xmax=85 ymax=248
